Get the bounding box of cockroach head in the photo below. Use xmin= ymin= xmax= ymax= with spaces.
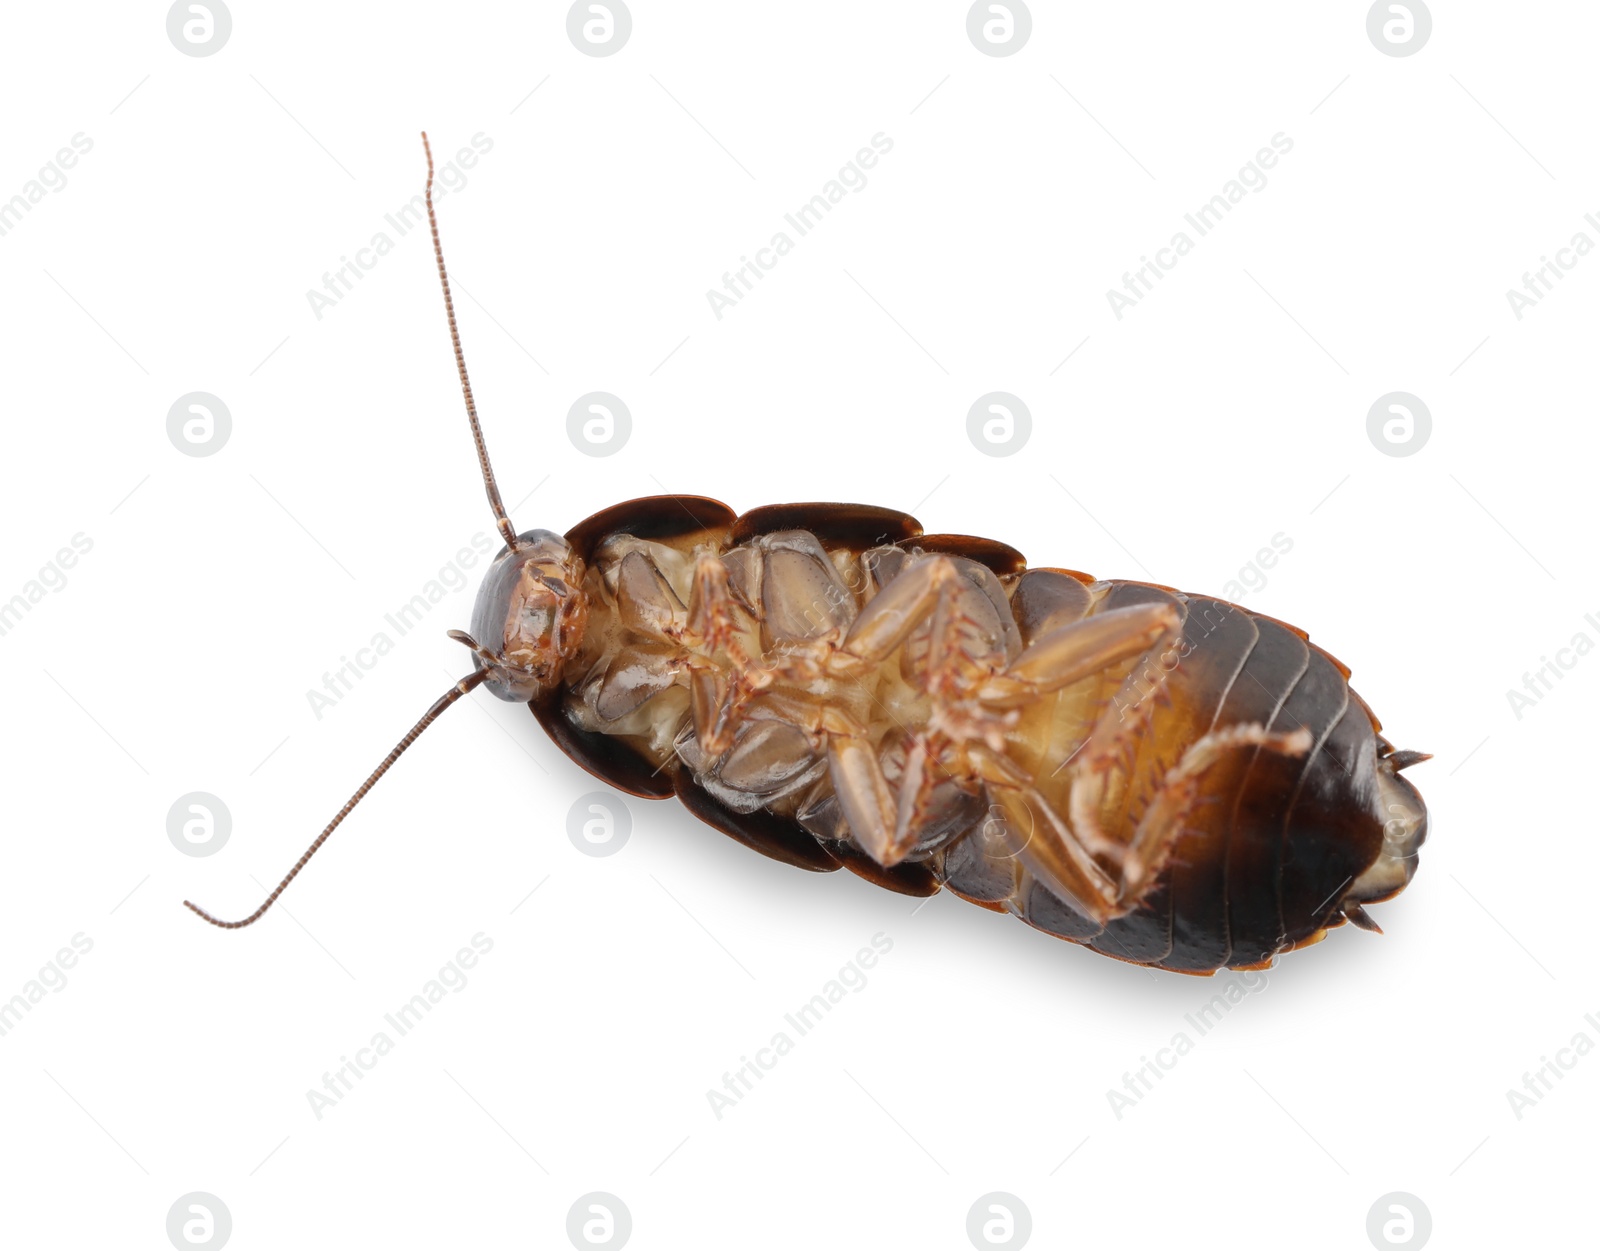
xmin=462 ymin=530 xmax=589 ymax=701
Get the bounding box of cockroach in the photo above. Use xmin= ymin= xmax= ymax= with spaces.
xmin=184 ymin=134 xmax=1431 ymax=974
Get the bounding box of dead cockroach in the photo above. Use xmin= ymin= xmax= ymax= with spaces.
xmin=184 ymin=134 xmax=1431 ymax=974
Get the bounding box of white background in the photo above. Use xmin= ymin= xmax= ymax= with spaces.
xmin=0 ymin=2 xmax=1593 ymax=1248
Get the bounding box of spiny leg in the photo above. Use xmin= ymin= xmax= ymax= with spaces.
xmin=752 ymin=554 xmax=975 ymax=869
xmin=704 ymin=553 xmax=1031 ymax=870
xmin=881 ymin=565 xmax=1006 ymax=860
xmin=893 ymin=734 xmax=941 ymax=857
xmin=1067 ymin=682 xmax=1163 ymax=861
xmin=813 ymin=694 xmax=960 ymax=870
xmin=841 ymin=590 xmax=1183 ymax=880
xmin=970 ymin=723 xmax=1313 ymax=925
xmin=833 ymin=553 xmax=963 ymax=669
xmin=685 ymin=551 xmax=767 ymax=757
xmin=827 ymin=734 xmax=900 ymax=867
xmin=1115 ymin=722 xmax=1311 ymax=905
xmin=976 ymin=602 xmax=1179 ymax=706
xmin=842 ymin=561 xmax=1168 ymax=869
xmin=954 ymin=589 xmax=1284 ymax=917
xmin=967 ymin=743 xmax=1122 ymax=923
xmin=686 ymin=550 xmax=743 ymax=653
xmin=831 ymin=555 xmax=1003 ymax=866
xmin=969 ymin=601 xmax=1181 ymax=861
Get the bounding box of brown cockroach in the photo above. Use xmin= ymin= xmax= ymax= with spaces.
xmin=184 ymin=134 xmax=1431 ymax=974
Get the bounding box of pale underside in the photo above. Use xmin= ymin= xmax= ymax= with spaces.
xmin=559 ymin=526 xmax=1344 ymax=935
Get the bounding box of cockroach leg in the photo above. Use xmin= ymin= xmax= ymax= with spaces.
xmin=739 ymin=688 xmax=860 ymax=741
xmin=825 ymin=555 xmax=994 ymax=865
xmin=684 ymin=551 xmax=767 ymax=756
xmin=967 ymin=744 xmax=1122 ymax=924
xmin=686 ymin=549 xmax=989 ymax=866
xmin=971 ymin=723 xmax=1314 ymax=924
xmin=1062 ymin=651 xmax=1168 ymax=861
xmin=1115 ymin=723 xmax=1313 ymax=905
xmin=685 ymin=551 xmax=741 ymax=653
xmin=688 ymin=671 xmax=736 ymax=758
xmin=834 ymin=554 xmax=962 ymax=668
xmin=976 ymin=602 xmax=1181 ymax=707
xmin=826 ymin=735 xmax=901 ymax=866
xmin=892 ymin=734 xmax=942 ymax=856
xmin=816 ymin=552 xmax=1133 ymax=870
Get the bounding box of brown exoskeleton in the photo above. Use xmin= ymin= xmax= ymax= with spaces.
xmin=185 ymin=135 xmax=1430 ymax=973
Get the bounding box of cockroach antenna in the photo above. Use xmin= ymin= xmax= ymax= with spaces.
xmin=183 ymin=669 xmax=490 ymax=928
xmin=421 ymin=129 xmax=522 ymax=553
xmin=184 ymin=134 xmax=516 ymax=929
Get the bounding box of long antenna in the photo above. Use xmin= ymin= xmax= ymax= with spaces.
xmin=422 ymin=130 xmax=521 ymax=552
xmin=184 ymin=669 xmax=491 ymax=928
